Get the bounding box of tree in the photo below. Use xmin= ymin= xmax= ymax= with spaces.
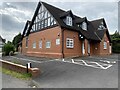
xmin=12 ymin=33 xmax=22 ymax=51
xmin=2 ymin=41 xmax=15 ymax=55
xmin=111 ymin=30 xmax=120 ymax=53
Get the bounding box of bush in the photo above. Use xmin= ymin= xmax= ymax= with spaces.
xmin=2 ymin=43 xmax=15 ymax=56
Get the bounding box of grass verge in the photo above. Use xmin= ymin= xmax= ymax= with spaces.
xmin=0 ymin=67 xmax=32 ymax=80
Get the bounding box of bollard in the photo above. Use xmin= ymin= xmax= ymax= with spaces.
xmin=26 ymin=62 xmax=32 ymax=73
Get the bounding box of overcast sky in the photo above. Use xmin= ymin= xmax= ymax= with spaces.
xmin=0 ymin=0 xmax=119 ymax=42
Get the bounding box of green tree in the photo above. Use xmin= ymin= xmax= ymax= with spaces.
xmin=111 ymin=30 xmax=120 ymax=53
xmin=12 ymin=33 xmax=22 ymax=51
xmin=2 ymin=41 xmax=15 ymax=55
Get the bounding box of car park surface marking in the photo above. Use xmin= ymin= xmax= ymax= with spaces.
xmin=10 ymin=56 xmax=114 ymax=70
xmin=60 ymin=59 xmax=113 ymax=70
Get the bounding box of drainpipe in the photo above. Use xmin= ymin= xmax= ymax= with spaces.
xmin=62 ymin=28 xmax=65 ymax=58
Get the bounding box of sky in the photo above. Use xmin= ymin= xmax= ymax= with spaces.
xmin=0 ymin=0 xmax=119 ymax=42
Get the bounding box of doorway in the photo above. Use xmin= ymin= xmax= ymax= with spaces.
xmin=88 ymin=41 xmax=90 ymax=55
xmin=82 ymin=41 xmax=85 ymax=55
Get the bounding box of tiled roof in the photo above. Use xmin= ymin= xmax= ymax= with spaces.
xmin=0 ymin=36 xmax=5 ymax=43
xmin=24 ymin=1 xmax=111 ymax=42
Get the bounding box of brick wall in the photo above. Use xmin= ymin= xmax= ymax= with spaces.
xmin=0 ymin=60 xmax=40 ymax=77
xmin=22 ymin=26 xmax=111 ymax=58
xmin=63 ymin=29 xmax=82 ymax=57
xmin=22 ymin=26 xmax=63 ymax=58
xmin=99 ymin=33 xmax=111 ymax=55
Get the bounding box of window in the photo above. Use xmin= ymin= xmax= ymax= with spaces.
xmin=98 ymin=21 xmax=105 ymax=30
xmin=26 ymin=37 xmax=28 ymax=48
xmin=33 ymin=42 xmax=36 ymax=48
xmin=46 ymin=41 xmax=51 ymax=48
xmin=66 ymin=38 xmax=74 ymax=48
xmin=66 ymin=16 xmax=72 ymax=26
xmin=56 ymin=39 xmax=60 ymax=45
xmin=44 ymin=19 xmax=48 ymax=28
xmin=82 ymin=22 xmax=87 ymax=30
xmin=98 ymin=25 xmax=105 ymax=30
xmin=39 ymin=40 xmax=42 ymax=48
xmin=103 ymin=41 xmax=107 ymax=49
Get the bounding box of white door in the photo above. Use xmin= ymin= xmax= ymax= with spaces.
xmin=88 ymin=41 xmax=90 ymax=54
xmin=109 ymin=45 xmax=112 ymax=53
xmin=82 ymin=41 xmax=85 ymax=55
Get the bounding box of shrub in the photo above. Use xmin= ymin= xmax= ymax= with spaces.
xmin=2 ymin=43 xmax=15 ymax=56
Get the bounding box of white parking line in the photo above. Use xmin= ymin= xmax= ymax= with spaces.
xmin=100 ymin=60 xmax=116 ymax=64
xmin=10 ymin=56 xmax=113 ymax=70
xmin=11 ymin=56 xmax=42 ymax=63
xmin=60 ymin=59 xmax=113 ymax=70
xmin=89 ymin=57 xmax=117 ymax=61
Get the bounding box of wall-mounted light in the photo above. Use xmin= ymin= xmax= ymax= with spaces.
xmin=95 ymin=47 xmax=97 ymax=49
xmin=58 ymin=33 xmax=60 ymax=36
xmin=81 ymin=36 xmax=83 ymax=39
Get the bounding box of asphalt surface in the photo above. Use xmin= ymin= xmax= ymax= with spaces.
xmin=2 ymin=54 xmax=119 ymax=88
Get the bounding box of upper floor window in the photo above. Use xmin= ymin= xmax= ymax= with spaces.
xmin=82 ymin=22 xmax=87 ymax=30
xmin=66 ymin=16 xmax=72 ymax=26
xmin=98 ymin=21 xmax=106 ymax=30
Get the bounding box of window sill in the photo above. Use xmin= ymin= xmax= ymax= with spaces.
xmin=66 ymin=47 xmax=74 ymax=49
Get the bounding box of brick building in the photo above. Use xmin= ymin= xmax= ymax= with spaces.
xmin=21 ymin=1 xmax=112 ymax=58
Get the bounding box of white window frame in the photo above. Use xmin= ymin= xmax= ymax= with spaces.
xmin=66 ymin=16 xmax=72 ymax=26
xmin=39 ymin=40 xmax=42 ymax=48
xmin=46 ymin=41 xmax=51 ymax=48
xmin=82 ymin=22 xmax=87 ymax=30
xmin=56 ymin=39 xmax=60 ymax=45
xmin=66 ymin=38 xmax=74 ymax=48
xmin=33 ymin=42 xmax=36 ymax=49
xmin=103 ymin=41 xmax=107 ymax=49
xmin=98 ymin=21 xmax=106 ymax=30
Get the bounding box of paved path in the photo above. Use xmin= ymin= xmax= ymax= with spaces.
xmin=1 ymin=72 xmax=29 ymax=88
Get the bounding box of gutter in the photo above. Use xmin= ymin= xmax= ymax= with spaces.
xmin=62 ymin=28 xmax=65 ymax=58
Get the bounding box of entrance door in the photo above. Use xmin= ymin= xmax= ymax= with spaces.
xmin=82 ymin=41 xmax=85 ymax=55
xmin=109 ymin=45 xmax=112 ymax=53
xmin=88 ymin=41 xmax=90 ymax=55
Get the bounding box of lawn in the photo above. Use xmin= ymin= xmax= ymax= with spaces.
xmin=0 ymin=67 xmax=32 ymax=80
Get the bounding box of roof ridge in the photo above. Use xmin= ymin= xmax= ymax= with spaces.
xmin=41 ymin=1 xmax=66 ymax=13
xmin=91 ymin=18 xmax=104 ymax=22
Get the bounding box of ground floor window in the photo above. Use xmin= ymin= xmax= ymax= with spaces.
xmin=103 ymin=41 xmax=107 ymax=49
xmin=56 ymin=39 xmax=60 ymax=45
xmin=66 ymin=38 xmax=74 ymax=48
xmin=33 ymin=42 xmax=36 ymax=48
xmin=39 ymin=40 xmax=42 ymax=48
xmin=46 ymin=41 xmax=51 ymax=48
